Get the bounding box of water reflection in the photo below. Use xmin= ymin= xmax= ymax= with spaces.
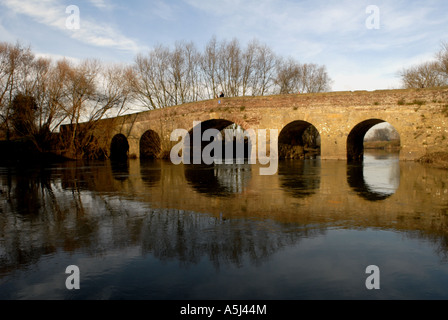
xmin=139 ymin=159 xmax=161 ymax=188
xmin=184 ymin=163 xmax=251 ymax=197
xmin=347 ymin=151 xmax=400 ymax=201
xmin=139 ymin=210 xmax=325 ymax=269
xmin=111 ymin=159 xmax=129 ymax=181
xmin=278 ymin=159 xmax=321 ymax=199
xmin=1 ymin=156 xmax=448 ymax=299
xmin=1 ymin=167 xmax=45 ymax=216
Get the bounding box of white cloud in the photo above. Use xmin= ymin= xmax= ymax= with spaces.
xmin=35 ymin=52 xmax=81 ymax=64
xmin=331 ymin=72 xmax=401 ymax=92
xmin=0 ymin=0 xmax=144 ymax=54
xmin=89 ymin=0 xmax=108 ymax=9
xmin=1 ymin=0 xmax=66 ymax=29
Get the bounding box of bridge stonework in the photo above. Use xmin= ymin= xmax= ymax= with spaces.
xmin=95 ymin=87 xmax=448 ymax=161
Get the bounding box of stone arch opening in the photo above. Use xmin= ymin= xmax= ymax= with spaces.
xmin=140 ymin=130 xmax=161 ymax=159
xmin=110 ymin=134 xmax=129 ymax=161
xmin=278 ymin=121 xmax=321 ymax=159
xmin=186 ymin=119 xmax=252 ymax=163
xmin=347 ymin=119 xmax=400 ymax=161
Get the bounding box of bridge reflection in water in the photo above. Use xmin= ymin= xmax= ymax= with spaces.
xmin=348 ymin=151 xmax=400 ymax=201
xmin=1 ymin=153 xmax=448 ymax=299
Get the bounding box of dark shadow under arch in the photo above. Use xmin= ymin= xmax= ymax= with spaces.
xmin=140 ymin=130 xmax=161 ymax=159
xmin=186 ymin=119 xmax=252 ymax=163
xmin=278 ymin=120 xmax=321 ymax=159
xmin=110 ymin=134 xmax=129 ymax=161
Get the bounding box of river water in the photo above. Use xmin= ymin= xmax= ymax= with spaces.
xmin=1 ymin=151 xmax=448 ymax=300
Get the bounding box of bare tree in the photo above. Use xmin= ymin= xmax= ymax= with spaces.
xmin=182 ymin=41 xmax=203 ymax=102
xmin=168 ymin=42 xmax=187 ymax=106
xmin=436 ymin=41 xmax=448 ymax=79
xmin=274 ymin=57 xmax=301 ymax=94
xmin=217 ymin=38 xmax=243 ymax=97
xmin=0 ymin=42 xmax=34 ymax=140
xmin=240 ymin=39 xmax=257 ymax=96
xmin=0 ymin=41 xmax=135 ymax=158
xmin=399 ymin=60 xmax=447 ymax=89
xmin=251 ymin=43 xmax=277 ymax=96
xmin=299 ymin=63 xmax=332 ymax=93
xmin=10 ymin=93 xmax=37 ymax=137
xmin=399 ymin=41 xmax=448 ymax=89
xmin=200 ymin=36 xmax=220 ymax=100
xmin=132 ymin=36 xmax=332 ymax=108
xmin=133 ymin=45 xmax=172 ymax=109
xmin=365 ymin=127 xmax=400 ymax=142
xmin=168 ymin=41 xmax=202 ymax=105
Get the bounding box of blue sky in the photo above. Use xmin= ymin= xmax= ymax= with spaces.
xmin=1 ymin=0 xmax=447 ymax=91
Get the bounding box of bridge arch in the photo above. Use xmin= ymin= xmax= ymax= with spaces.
xmin=347 ymin=119 xmax=400 ymax=161
xmin=186 ymin=118 xmax=251 ymax=163
xmin=279 ymin=120 xmax=321 ymax=159
xmin=110 ymin=134 xmax=129 ymax=160
xmin=140 ymin=130 xmax=162 ymax=159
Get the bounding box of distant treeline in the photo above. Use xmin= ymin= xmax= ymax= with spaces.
xmin=0 ymin=37 xmax=332 ymax=160
xmin=364 ymin=126 xmax=400 ymax=151
xmin=399 ymin=41 xmax=448 ymax=88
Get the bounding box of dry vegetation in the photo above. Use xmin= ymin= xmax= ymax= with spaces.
xmin=417 ymin=152 xmax=448 ymax=169
xmin=132 ymin=36 xmax=332 ymax=109
xmin=0 ymin=42 xmax=134 ymax=159
xmin=364 ymin=126 xmax=401 ymax=151
xmin=399 ymin=42 xmax=448 ymax=89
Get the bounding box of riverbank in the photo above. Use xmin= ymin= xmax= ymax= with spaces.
xmin=364 ymin=140 xmax=401 ymax=151
xmin=0 ymin=139 xmax=68 ymax=166
xmin=417 ymin=152 xmax=448 ymax=169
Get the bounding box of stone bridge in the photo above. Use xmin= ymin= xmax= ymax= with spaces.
xmin=91 ymin=87 xmax=448 ymax=162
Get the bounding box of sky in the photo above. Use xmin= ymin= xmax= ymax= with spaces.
xmin=0 ymin=0 xmax=447 ymax=92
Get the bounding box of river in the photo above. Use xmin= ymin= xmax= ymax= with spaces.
xmin=1 ymin=151 xmax=448 ymax=300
